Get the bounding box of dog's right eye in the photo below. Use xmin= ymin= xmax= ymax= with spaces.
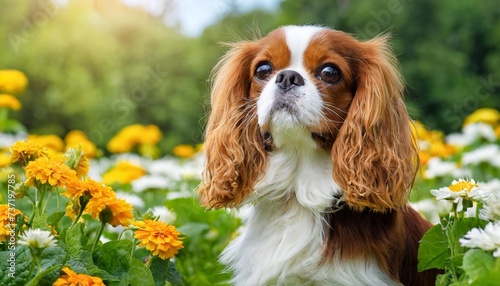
xmin=255 ymin=62 xmax=273 ymax=81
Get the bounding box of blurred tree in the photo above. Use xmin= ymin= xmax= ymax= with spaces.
xmin=0 ymin=0 xmax=210 ymax=152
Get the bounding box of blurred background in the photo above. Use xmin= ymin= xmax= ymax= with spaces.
xmin=1 ymin=0 xmax=499 ymax=153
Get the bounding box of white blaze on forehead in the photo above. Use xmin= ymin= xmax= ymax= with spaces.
xmin=283 ymin=25 xmax=324 ymax=68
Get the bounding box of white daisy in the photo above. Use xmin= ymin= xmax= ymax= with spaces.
xmin=116 ymin=191 xmax=145 ymax=208
xmin=424 ymin=157 xmax=469 ymax=179
xmin=18 ymin=229 xmax=57 ymax=249
xmin=152 ymin=206 xmax=177 ymax=224
xmin=446 ymin=122 xmax=496 ymax=147
xmin=479 ymin=180 xmax=500 ymax=221
xmin=0 ymin=131 xmax=28 ymax=149
xmin=131 ymin=175 xmax=171 ymax=192
xmin=461 ymin=144 xmax=500 ymax=167
xmin=460 ymin=222 xmax=500 ymax=257
xmin=430 ymin=179 xmax=491 ymax=212
xmin=479 ymin=179 xmax=500 ymax=195
xmin=410 ymin=199 xmax=440 ymax=223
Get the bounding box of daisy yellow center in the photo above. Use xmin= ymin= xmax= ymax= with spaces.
xmin=449 ymin=181 xmax=476 ymax=193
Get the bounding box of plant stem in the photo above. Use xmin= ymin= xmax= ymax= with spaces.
xmin=69 ymin=209 xmax=84 ymax=230
xmin=92 ymin=220 xmax=107 ymax=253
xmin=41 ymin=188 xmax=53 ymax=214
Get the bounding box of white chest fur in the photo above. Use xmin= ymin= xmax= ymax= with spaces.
xmin=220 ymin=130 xmax=400 ymax=285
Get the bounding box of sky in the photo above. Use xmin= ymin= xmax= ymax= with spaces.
xmin=122 ymin=0 xmax=281 ymax=37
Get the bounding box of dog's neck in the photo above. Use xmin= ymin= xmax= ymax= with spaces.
xmin=249 ymin=125 xmax=343 ymax=209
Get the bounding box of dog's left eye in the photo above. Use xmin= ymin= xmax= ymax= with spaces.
xmin=317 ymin=64 xmax=342 ymax=84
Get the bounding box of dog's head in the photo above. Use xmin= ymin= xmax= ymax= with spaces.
xmin=199 ymin=25 xmax=417 ymax=212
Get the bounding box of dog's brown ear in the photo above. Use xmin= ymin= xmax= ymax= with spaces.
xmin=331 ymin=35 xmax=418 ymax=212
xmin=198 ymin=42 xmax=267 ymax=209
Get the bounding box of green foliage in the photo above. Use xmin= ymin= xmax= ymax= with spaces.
xmin=418 ymin=224 xmax=449 ymax=272
xmin=167 ymin=197 xmax=240 ymax=285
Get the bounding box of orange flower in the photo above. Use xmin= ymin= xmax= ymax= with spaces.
xmin=0 ymin=204 xmax=27 ymax=242
xmin=64 ymin=147 xmax=90 ymax=178
xmin=89 ymin=197 xmax=134 ymax=227
xmin=64 ymin=179 xmax=134 ymax=227
xmin=53 ymin=267 xmax=105 ymax=286
xmin=25 ymin=156 xmax=78 ymax=188
xmin=65 ymin=201 xmax=80 ymax=221
xmin=10 ymin=141 xmax=47 ymax=165
xmin=133 ymin=220 xmax=183 ymax=259
xmin=172 ymin=144 xmax=196 ymax=159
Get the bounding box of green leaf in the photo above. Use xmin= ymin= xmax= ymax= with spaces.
xmin=435 ymin=273 xmax=451 ymax=286
xmin=177 ymin=222 xmax=209 ymax=238
xmin=25 ymin=265 xmax=59 ymax=286
xmin=32 ymin=213 xmax=49 ymax=229
xmin=47 ymin=211 xmax=65 ymax=227
xmin=80 ymin=250 xmax=119 ymax=282
xmin=418 ymin=224 xmax=450 ymax=272
xmin=129 ymin=258 xmax=155 ymax=286
xmin=166 ymin=260 xmax=183 ymax=286
xmin=453 ymin=218 xmax=487 ymax=242
xmin=149 ymin=256 xmax=170 ymax=286
xmin=0 ymin=246 xmax=34 ymax=285
xmin=38 ymin=246 xmax=67 ymax=285
xmin=63 ymin=223 xmax=87 ymax=258
xmin=471 ymin=274 xmax=500 ymax=286
xmin=93 ymin=240 xmax=133 ymax=279
xmin=462 ymin=249 xmax=494 ymax=282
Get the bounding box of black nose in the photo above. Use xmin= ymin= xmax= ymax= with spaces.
xmin=275 ymin=70 xmax=305 ymax=91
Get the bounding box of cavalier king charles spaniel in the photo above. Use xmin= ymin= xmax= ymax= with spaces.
xmin=199 ymin=25 xmax=438 ymax=285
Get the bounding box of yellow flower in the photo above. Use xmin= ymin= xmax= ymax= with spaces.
xmin=413 ymin=121 xmax=457 ymax=164
xmin=0 ymin=153 xmax=11 ymax=168
xmin=0 ymin=70 xmax=28 ymax=94
xmin=141 ymin=125 xmax=163 ymax=145
xmin=172 ymin=144 xmax=196 ymax=159
xmin=107 ymin=124 xmax=163 ymax=153
xmin=410 ymin=120 xmax=432 ymax=141
xmin=102 ymin=161 xmax=146 ymax=185
xmin=63 ymin=178 xmax=113 ymax=200
xmin=53 ymin=267 xmax=105 ymax=286
xmin=133 ymin=220 xmax=183 ymax=259
xmin=464 ymin=108 xmax=500 ymax=127
xmin=0 ymin=204 xmax=27 ymax=242
xmin=25 ymin=156 xmax=78 ymax=188
xmin=65 ymin=130 xmax=97 ymax=158
xmin=10 ymin=141 xmax=47 ymax=165
xmin=0 ymin=94 xmax=21 ymax=110
xmin=27 ymin=134 xmax=65 ymax=153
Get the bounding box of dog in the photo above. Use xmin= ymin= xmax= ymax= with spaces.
xmin=199 ymin=25 xmax=437 ymax=286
